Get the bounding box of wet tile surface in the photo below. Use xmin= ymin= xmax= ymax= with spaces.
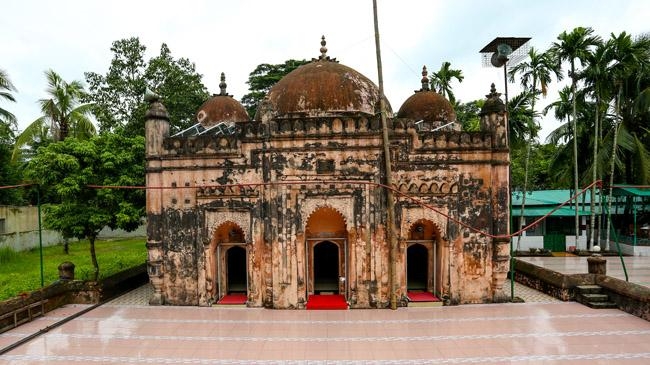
xmin=2 ymin=285 xmax=650 ymax=364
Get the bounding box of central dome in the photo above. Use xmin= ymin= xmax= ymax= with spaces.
xmin=255 ymin=37 xmax=392 ymax=121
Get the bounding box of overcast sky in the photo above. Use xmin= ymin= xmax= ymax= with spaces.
xmin=2 ymin=0 xmax=649 ymax=141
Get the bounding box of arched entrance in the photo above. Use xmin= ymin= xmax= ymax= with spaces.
xmin=405 ymin=219 xmax=442 ymax=297
xmin=305 ymin=206 xmax=347 ymax=298
xmin=407 ymin=244 xmax=428 ymax=291
xmin=210 ymin=221 xmax=247 ymax=302
xmin=313 ymin=241 xmax=340 ymax=293
xmin=226 ymin=246 xmax=246 ymax=293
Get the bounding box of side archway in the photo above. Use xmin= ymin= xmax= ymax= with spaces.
xmin=206 ymin=221 xmax=247 ymax=301
xmin=405 ymin=219 xmax=443 ymax=296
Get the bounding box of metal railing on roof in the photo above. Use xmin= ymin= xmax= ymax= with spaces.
xmin=172 ymin=122 xmax=237 ymax=137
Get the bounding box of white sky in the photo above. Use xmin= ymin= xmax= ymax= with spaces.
xmin=2 ymin=0 xmax=649 ymax=141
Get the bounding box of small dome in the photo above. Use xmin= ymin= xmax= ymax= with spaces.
xmin=255 ymin=36 xmax=392 ymax=121
xmin=397 ymin=66 xmax=457 ymax=130
xmin=196 ymin=73 xmax=250 ymax=127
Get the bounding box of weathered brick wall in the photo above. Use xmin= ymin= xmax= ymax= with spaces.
xmin=146 ymin=101 xmax=510 ymax=308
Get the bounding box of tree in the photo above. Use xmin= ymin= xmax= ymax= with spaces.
xmin=550 ymin=27 xmax=602 ymax=249
xmin=0 ymin=69 xmax=17 ymax=139
xmin=454 ymin=99 xmax=483 ymax=132
xmin=508 ymin=47 xmax=561 ymax=249
xmin=545 ymin=87 xmax=592 ymax=187
xmin=241 ymin=59 xmax=309 ymax=118
xmin=429 ymin=61 xmax=464 ymax=104
xmin=85 ymin=37 xmax=210 ymax=136
xmin=602 ymin=32 xmax=650 ymax=247
xmin=13 ymin=70 xmax=95 ymax=162
xmin=507 ymin=91 xmax=538 ymax=148
xmin=25 ymin=134 xmax=146 ymax=280
xmin=0 ymin=69 xmax=21 ymax=204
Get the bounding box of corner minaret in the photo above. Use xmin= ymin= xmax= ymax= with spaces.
xmin=144 ymin=91 xmax=169 ymax=305
xmin=479 ymin=83 xmax=508 ymax=148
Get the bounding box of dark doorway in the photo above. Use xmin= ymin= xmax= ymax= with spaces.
xmin=407 ymin=244 xmax=428 ymax=291
xmin=226 ymin=246 xmax=246 ymax=293
xmin=313 ymin=241 xmax=339 ymax=294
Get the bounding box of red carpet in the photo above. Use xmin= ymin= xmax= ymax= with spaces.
xmin=306 ymin=294 xmax=348 ymax=310
xmin=407 ymin=291 xmax=440 ymax=302
xmin=217 ymin=293 xmax=247 ymax=305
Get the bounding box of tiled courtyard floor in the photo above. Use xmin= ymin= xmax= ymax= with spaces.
xmin=2 ymin=280 xmax=650 ymax=364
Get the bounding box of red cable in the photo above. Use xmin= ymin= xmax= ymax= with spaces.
xmin=86 ymin=180 xmax=605 ymax=240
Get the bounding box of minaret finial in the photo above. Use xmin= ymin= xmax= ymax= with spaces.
xmin=421 ymin=66 xmax=430 ymax=91
xmin=219 ymin=72 xmax=227 ymax=96
xmin=486 ymin=83 xmax=501 ymax=99
xmin=319 ymin=35 xmax=328 ymax=60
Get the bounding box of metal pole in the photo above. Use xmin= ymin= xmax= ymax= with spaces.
xmin=37 ymin=186 xmax=44 ymax=287
xmin=503 ymin=62 xmax=515 ymax=301
xmin=503 ymin=64 xmax=509 ymax=108
xmin=373 ymin=0 xmax=398 ymax=310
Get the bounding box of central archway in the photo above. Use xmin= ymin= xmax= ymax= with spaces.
xmin=226 ymin=246 xmax=247 ymax=293
xmin=313 ymin=241 xmax=340 ymax=293
xmin=305 ymin=206 xmax=347 ymax=297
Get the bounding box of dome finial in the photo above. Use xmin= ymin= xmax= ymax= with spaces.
xmin=319 ymin=35 xmax=328 ymax=60
xmin=219 ymin=72 xmax=227 ymax=96
xmin=421 ymin=66 xmax=430 ymax=91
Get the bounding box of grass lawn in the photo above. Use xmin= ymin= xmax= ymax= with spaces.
xmin=0 ymin=238 xmax=147 ymax=301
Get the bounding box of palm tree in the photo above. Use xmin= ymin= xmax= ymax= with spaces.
xmin=429 ymin=61 xmax=464 ymax=104
xmin=550 ymin=27 xmax=601 ymax=250
xmin=603 ymin=32 xmax=650 ymax=247
xmin=0 ymin=69 xmax=17 ymax=142
xmin=13 ymin=70 xmax=95 ymax=162
xmin=544 ymin=86 xmax=590 ymax=188
xmin=508 ymin=48 xmax=562 ymax=250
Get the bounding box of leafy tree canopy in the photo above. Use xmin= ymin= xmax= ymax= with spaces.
xmin=85 ymin=37 xmax=209 ymax=136
xmin=454 ymin=99 xmax=483 ymax=132
xmin=241 ymin=59 xmax=309 ymax=117
xmin=429 ymin=61 xmax=464 ymax=105
xmin=0 ymin=68 xmax=17 ymax=143
xmin=25 ymin=133 xmax=145 ymax=280
xmin=13 ymin=70 xmax=95 ymax=164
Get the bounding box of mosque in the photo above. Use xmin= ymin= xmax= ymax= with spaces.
xmin=144 ymin=37 xmax=511 ymax=309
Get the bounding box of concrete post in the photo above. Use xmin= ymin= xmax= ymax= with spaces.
xmin=58 ymin=261 xmax=75 ymax=281
xmin=587 ymin=256 xmax=606 ymax=275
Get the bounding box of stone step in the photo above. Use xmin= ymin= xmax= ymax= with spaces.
xmin=408 ymin=301 xmax=444 ymax=308
xmin=575 ymin=285 xmax=602 ymax=294
xmin=584 ymin=301 xmax=618 ymax=309
xmin=581 ymin=293 xmax=610 ymax=303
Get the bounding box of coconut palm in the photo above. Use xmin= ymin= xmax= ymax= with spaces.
xmin=0 ymin=69 xmax=17 ymax=142
xmin=13 ymin=70 xmax=95 ymax=162
xmin=550 ymin=27 xmax=602 ymax=250
xmin=429 ymin=61 xmax=464 ymax=104
xmin=508 ymin=47 xmax=562 ymax=250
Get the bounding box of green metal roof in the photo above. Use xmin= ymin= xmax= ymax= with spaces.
xmin=511 ymin=206 xmax=596 ymax=217
xmin=511 ymin=189 xmax=596 ymax=206
xmin=612 ymin=186 xmax=650 ymax=197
